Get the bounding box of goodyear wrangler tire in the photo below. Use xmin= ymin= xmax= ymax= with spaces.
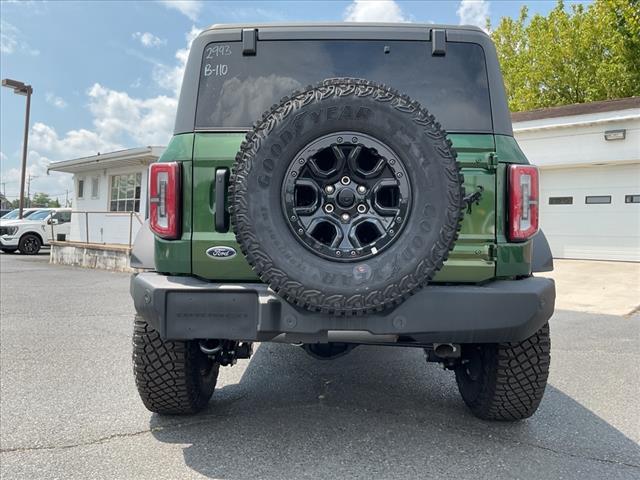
xmin=230 ymin=78 xmax=464 ymax=315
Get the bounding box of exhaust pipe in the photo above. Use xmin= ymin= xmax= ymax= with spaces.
xmin=199 ymin=339 xmax=222 ymax=356
xmin=433 ymin=343 xmax=460 ymax=359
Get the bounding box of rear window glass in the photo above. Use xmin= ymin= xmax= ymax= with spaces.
xmin=195 ymin=40 xmax=492 ymax=133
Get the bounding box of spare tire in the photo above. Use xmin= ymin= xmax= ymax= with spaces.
xmin=230 ymin=78 xmax=464 ymax=315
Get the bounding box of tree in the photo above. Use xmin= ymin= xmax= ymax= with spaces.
xmin=491 ymin=0 xmax=640 ymax=111
xmin=31 ymin=192 xmax=60 ymax=208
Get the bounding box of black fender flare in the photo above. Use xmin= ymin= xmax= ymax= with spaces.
xmin=130 ymin=220 xmax=156 ymax=270
xmin=531 ymin=230 xmax=553 ymax=273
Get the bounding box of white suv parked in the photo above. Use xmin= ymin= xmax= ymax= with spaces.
xmin=0 ymin=208 xmax=72 ymax=254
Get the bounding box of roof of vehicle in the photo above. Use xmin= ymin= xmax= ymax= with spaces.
xmin=203 ymin=22 xmax=486 ymax=34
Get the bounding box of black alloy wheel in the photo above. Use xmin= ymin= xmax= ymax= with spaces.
xmin=19 ymin=234 xmax=41 ymax=255
xmin=282 ymin=132 xmax=411 ymax=262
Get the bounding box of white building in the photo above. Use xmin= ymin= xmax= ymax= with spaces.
xmin=48 ymin=147 xmax=163 ymax=245
xmin=513 ymin=97 xmax=640 ymax=262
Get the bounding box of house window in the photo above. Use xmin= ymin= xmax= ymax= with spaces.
xmin=585 ymin=195 xmax=611 ymax=204
xmin=625 ymin=194 xmax=640 ymax=204
xmin=77 ymin=179 xmax=85 ymax=199
xmin=549 ymin=196 xmax=573 ymax=205
xmin=91 ymin=177 xmax=99 ymax=198
xmin=110 ymin=173 xmax=142 ymax=212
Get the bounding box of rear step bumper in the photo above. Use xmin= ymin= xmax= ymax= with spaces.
xmin=131 ymin=273 xmax=555 ymax=344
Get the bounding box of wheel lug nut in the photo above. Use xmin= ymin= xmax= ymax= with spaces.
xmin=290 ymin=215 xmax=297 ymax=221
xmin=324 ymin=204 xmax=335 ymax=213
xmin=340 ymin=176 xmax=351 ymax=185
xmin=325 ymin=185 xmax=335 ymax=194
xmin=389 ymin=229 xmax=395 ymax=235
xmin=341 ymin=213 xmax=350 ymax=222
xmin=357 ymin=204 xmax=367 ymax=214
xmin=357 ymin=185 xmax=366 ymax=194
xmin=396 ymin=217 xmax=402 ymax=223
xmin=297 ymin=228 xmax=304 ymax=235
xmin=350 ymin=250 xmax=357 ymax=256
xmin=335 ymin=250 xmax=342 ymax=256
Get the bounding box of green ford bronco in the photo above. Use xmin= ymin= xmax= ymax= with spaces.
xmin=130 ymin=23 xmax=555 ymax=421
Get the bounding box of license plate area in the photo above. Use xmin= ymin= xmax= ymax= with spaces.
xmin=165 ymin=291 xmax=258 ymax=340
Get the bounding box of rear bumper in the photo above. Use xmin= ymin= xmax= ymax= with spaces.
xmin=131 ymin=273 xmax=555 ymax=344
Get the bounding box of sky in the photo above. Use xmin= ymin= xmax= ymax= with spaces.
xmin=0 ymin=0 xmax=588 ymax=202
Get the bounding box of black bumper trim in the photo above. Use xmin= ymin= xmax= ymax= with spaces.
xmin=131 ymin=274 xmax=555 ymax=344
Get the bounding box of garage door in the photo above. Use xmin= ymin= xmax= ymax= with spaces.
xmin=539 ymin=164 xmax=640 ymax=261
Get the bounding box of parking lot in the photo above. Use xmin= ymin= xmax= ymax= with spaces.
xmin=0 ymin=252 xmax=638 ymax=479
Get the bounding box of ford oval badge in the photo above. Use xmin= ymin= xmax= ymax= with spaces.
xmin=206 ymin=246 xmax=237 ymax=260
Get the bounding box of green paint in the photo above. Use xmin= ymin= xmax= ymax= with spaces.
xmin=189 ymin=132 xmax=498 ymax=283
xmin=190 ymin=133 xmax=255 ymax=279
xmin=159 ymin=133 xmax=194 ymax=162
xmin=154 ymin=131 xmax=535 ymax=282
xmin=495 ymin=135 xmax=529 ymax=164
xmin=154 ymin=135 xmax=194 ymax=274
xmin=493 ymin=141 xmax=533 ymax=277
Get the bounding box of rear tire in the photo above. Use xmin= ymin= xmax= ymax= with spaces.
xmin=455 ymin=323 xmax=550 ymax=421
xmin=132 ymin=316 xmax=219 ymax=414
xmin=18 ymin=234 xmax=41 ymax=255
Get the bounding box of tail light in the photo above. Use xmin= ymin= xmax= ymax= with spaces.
xmin=508 ymin=165 xmax=539 ymax=242
xmin=149 ymin=162 xmax=181 ymax=239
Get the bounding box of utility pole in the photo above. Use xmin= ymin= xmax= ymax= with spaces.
xmin=2 ymin=79 xmax=33 ymax=218
xmin=65 ymin=189 xmax=69 ymax=207
xmin=26 ymin=174 xmax=37 ymax=207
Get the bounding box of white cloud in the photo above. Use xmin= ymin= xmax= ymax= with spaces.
xmin=132 ymin=31 xmax=166 ymax=48
xmin=343 ymin=0 xmax=408 ymax=22
xmin=0 ymin=150 xmax=73 ymax=202
xmin=457 ymin=0 xmax=490 ymax=31
xmin=1 ymin=19 xmax=39 ymax=55
xmin=159 ymin=0 xmax=202 ymax=21
xmin=30 ymin=122 xmax=122 ymax=160
xmin=26 ymin=26 xmax=199 ymax=165
xmin=45 ymin=93 xmax=68 ymax=109
xmin=87 ymin=84 xmax=177 ymax=146
xmin=152 ymin=25 xmax=201 ymax=96
xmin=1 ymin=25 xmax=201 ymax=200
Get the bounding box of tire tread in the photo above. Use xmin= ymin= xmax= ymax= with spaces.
xmin=132 ymin=316 xmax=218 ymax=414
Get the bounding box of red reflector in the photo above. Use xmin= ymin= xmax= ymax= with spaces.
xmin=149 ymin=162 xmax=181 ymax=239
xmin=508 ymin=165 xmax=539 ymax=242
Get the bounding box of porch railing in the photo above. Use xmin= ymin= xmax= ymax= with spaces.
xmin=50 ymin=210 xmax=144 ymax=248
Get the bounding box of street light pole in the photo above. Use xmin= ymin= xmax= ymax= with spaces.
xmin=2 ymin=78 xmax=33 ymax=219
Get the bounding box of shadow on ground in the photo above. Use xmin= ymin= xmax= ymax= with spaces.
xmin=150 ymin=343 xmax=640 ymax=479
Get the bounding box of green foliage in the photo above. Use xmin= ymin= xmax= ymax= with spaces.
xmin=31 ymin=192 xmax=60 ymax=207
xmin=491 ymin=0 xmax=640 ymax=111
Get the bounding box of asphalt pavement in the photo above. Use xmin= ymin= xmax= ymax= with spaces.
xmin=0 ymin=252 xmax=638 ymax=479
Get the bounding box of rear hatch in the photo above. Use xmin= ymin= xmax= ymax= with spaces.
xmin=188 ymin=36 xmax=498 ymax=283
xmin=190 ymin=132 xmax=497 ymax=283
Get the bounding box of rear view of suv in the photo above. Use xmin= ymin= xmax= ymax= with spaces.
xmin=130 ymin=23 xmax=555 ymax=421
